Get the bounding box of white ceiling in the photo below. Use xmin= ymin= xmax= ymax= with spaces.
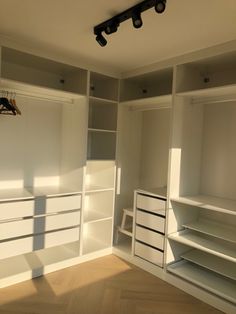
xmin=0 ymin=0 xmax=236 ymax=75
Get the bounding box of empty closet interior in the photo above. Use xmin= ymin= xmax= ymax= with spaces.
xmin=167 ymin=52 xmax=236 ymax=305
xmin=115 ymin=68 xmax=173 ymax=253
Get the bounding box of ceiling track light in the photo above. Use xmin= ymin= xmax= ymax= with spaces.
xmin=94 ymin=0 xmax=167 ymax=46
xmin=132 ymin=11 xmax=143 ymax=29
xmin=155 ymin=0 xmax=166 ymax=14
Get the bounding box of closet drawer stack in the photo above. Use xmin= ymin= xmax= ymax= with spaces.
xmin=0 ymin=193 xmax=81 ymax=260
xmin=134 ymin=191 xmax=166 ymax=267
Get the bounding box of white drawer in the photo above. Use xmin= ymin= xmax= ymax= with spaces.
xmin=0 ymin=194 xmax=81 ymax=220
xmin=135 ymin=225 xmax=164 ymax=250
xmin=135 ymin=241 xmax=163 ymax=267
xmin=136 ymin=210 xmax=165 ymax=233
xmin=45 ymin=194 xmax=81 ymax=213
xmin=0 ymin=227 xmax=80 ymax=260
xmin=0 ymin=211 xmax=80 ymax=240
xmin=137 ymin=194 xmax=166 ymax=216
xmin=0 ymin=200 xmax=35 ymax=220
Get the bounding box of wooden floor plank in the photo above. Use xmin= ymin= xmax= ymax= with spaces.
xmin=0 ymin=254 xmax=222 ymax=314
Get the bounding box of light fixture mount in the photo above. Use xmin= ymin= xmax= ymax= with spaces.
xmin=94 ymin=0 xmax=167 ymax=47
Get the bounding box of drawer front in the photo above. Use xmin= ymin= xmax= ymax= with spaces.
xmin=45 ymin=194 xmax=81 ymax=213
xmin=0 ymin=200 xmax=35 ymax=220
xmin=0 ymin=194 xmax=81 ymax=221
xmin=0 ymin=227 xmax=80 ymax=260
xmin=137 ymin=194 xmax=166 ymax=216
xmin=135 ymin=242 xmax=163 ymax=267
xmin=135 ymin=226 xmax=164 ymax=250
xmin=0 ymin=211 xmax=80 ymax=240
xmin=136 ymin=210 xmax=165 ymax=233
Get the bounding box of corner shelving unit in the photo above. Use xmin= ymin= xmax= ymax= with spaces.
xmin=167 ymin=52 xmax=236 ymax=308
xmin=82 ymin=71 xmax=118 ymax=256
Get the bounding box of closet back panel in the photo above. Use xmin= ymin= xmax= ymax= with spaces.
xmin=0 ymin=96 xmax=61 ymax=189
xmin=0 ymin=96 xmax=87 ymax=191
xmin=200 ymin=101 xmax=236 ymax=200
xmin=139 ymin=109 xmax=170 ymax=189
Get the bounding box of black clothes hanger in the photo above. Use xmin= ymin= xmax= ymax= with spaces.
xmin=0 ymin=97 xmax=17 ymax=115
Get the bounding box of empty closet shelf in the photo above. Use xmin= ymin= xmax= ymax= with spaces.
xmin=182 ymin=219 xmax=236 ymax=243
xmin=167 ymin=260 xmax=236 ymax=304
xmin=168 ymin=230 xmax=236 ymax=262
xmin=181 ymin=250 xmax=236 ymax=280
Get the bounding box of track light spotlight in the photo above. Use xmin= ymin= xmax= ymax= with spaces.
xmin=105 ymin=21 xmax=119 ymax=34
xmin=155 ymin=0 xmax=166 ymax=14
xmin=132 ymin=11 xmax=143 ymax=28
xmin=94 ymin=0 xmax=167 ymax=46
xmin=95 ymin=33 xmax=107 ymax=47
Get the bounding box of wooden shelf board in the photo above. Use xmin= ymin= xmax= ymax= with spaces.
xmin=0 ymin=78 xmax=85 ymax=103
xmin=168 ymin=230 xmax=236 ymax=263
xmin=171 ymin=195 xmax=236 ymax=216
xmin=177 ymin=84 xmax=236 ymax=103
xmin=120 ymin=94 xmax=172 ymax=111
xmin=181 ymin=250 xmax=236 ymax=280
xmin=183 ymin=219 xmax=236 ymax=243
xmin=167 ymin=260 xmax=236 ymax=304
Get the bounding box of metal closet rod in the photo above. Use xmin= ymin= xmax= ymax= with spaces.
xmin=0 ymin=89 xmax=74 ymax=104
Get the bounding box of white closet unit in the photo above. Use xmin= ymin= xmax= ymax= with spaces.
xmin=0 ymin=46 xmax=88 ymax=287
xmin=82 ymin=72 xmax=118 ymax=256
xmin=167 ymin=52 xmax=236 ymax=307
xmin=114 ymin=68 xmax=173 ymax=256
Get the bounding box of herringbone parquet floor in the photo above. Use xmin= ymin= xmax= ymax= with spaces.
xmin=0 ymin=255 xmax=222 ymax=314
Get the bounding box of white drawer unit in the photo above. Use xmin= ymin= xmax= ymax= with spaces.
xmin=0 ymin=211 xmax=80 ymax=240
xmin=0 ymin=227 xmax=80 ymax=260
xmin=0 ymin=194 xmax=82 ymax=220
xmin=137 ymin=194 xmax=166 ymax=216
xmin=135 ymin=241 xmax=164 ymax=267
xmin=135 ymin=225 xmax=164 ymax=250
xmin=136 ymin=210 xmax=165 ymax=233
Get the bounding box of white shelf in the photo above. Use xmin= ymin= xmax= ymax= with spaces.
xmin=0 ymin=78 xmax=84 ymax=103
xmin=82 ymin=237 xmax=111 ymax=255
xmin=183 ymin=219 xmax=236 ymax=243
xmin=168 ymin=230 xmax=236 ymax=263
xmin=171 ymin=195 xmax=236 ymax=216
xmin=85 ymin=185 xmax=114 ymax=193
xmin=120 ymin=94 xmax=172 ymax=111
xmin=0 ymin=241 xmax=80 ymax=288
xmin=0 ymin=186 xmax=82 ymax=202
xmin=89 ymin=96 xmax=117 ymax=104
xmin=88 ymin=128 xmax=117 ymax=133
xmin=181 ymin=250 xmax=236 ymax=280
xmin=0 ymin=188 xmax=33 ymax=202
xmin=177 ymin=84 xmax=236 ymax=104
xmin=167 ymin=260 xmax=236 ymax=304
xmin=84 ymin=210 xmax=112 ymax=224
xmin=137 ymin=186 xmax=167 ymax=199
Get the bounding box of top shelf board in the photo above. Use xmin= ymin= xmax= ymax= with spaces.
xmin=171 ymin=195 xmax=236 ymax=216
xmin=136 ymin=186 xmax=167 ymax=200
xmin=0 ymin=186 xmax=82 ymax=202
xmin=176 ymin=84 xmax=236 ymax=104
xmin=0 ymin=78 xmax=85 ymax=104
xmin=120 ymin=95 xmax=172 ymax=111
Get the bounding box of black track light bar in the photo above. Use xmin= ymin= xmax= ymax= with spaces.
xmin=94 ymin=0 xmax=167 ymax=45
